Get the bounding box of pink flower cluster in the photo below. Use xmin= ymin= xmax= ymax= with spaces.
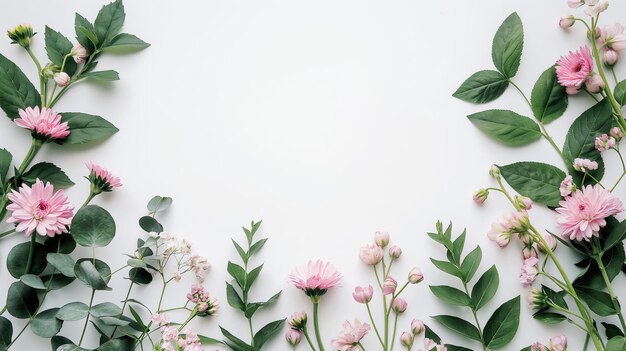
xmin=572 ymin=158 xmax=598 ymax=172
xmin=530 ymin=334 xmax=567 ymax=351
xmin=520 ymin=256 xmax=539 ymax=287
xmin=186 ymin=284 xmax=218 ymax=316
xmin=14 ymin=107 xmax=70 ymax=142
xmin=595 ymin=134 xmax=616 ymax=152
xmin=330 ymin=319 xmax=371 ymax=351
xmin=158 ymin=325 xmax=205 ymax=351
xmin=487 ymin=211 xmax=529 ymax=248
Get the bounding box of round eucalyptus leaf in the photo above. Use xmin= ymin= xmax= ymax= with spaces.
xmin=44 ymin=234 xmax=76 ymax=254
xmin=147 ymin=196 xmax=172 ymax=213
xmin=41 ymin=274 xmax=75 ymax=290
xmin=70 ymin=205 xmax=116 ymax=247
xmin=138 ymin=216 xmax=163 ymax=233
xmin=20 ymin=274 xmax=47 ymax=290
xmin=51 ymin=335 xmax=74 ymax=350
xmin=30 ymin=308 xmax=62 ymax=337
xmin=128 ymin=267 xmax=152 ymax=285
xmin=90 ymin=302 xmax=121 ymax=318
xmin=74 ymin=258 xmax=111 ymax=290
xmin=56 ymin=302 xmax=89 ymax=321
xmin=47 ymin=253 xmax=76 ymax=277
xmin=6 ymin=281 xmax=39 ymax=319
xmin=7 ymin=241 xmax=47 ymax=278
xmin=0 ymin=316 xmax=12 ymax=347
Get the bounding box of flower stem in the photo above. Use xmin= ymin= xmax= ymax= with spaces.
xmin=177 ymin=306 xmax=198 ymax=332
xmin=23 ymin=234 xmax=37 ymax=275
xmin=366 ymin=303 xmax=384 ymax=347
xmin=0 ymin=229 xmax=16 ymax=239
xmin=78 ymin=289 xmax=96 ymax=346
xmin=25 ymin=47 xmax=45 ymax=106
xmin=312 ymin=301 xmax=325 ymax=351
xmin=302 ymin=328 xmax=318 ymax=351
xmin=82 ymin=192 xmax=97 ymax=208
xmin=593 ymin=239 xmax=626 ymax=331
xmin=389 ymin=314 xmax=399 ymax=351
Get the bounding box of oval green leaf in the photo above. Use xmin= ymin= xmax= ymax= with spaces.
xmin=483 ymin=296 xmax=521 ymax=349
xmin=500 ymin=162 xmax=566 ymax=207
xmin=452 ymin=70 xmax=509 ymax=104
xmin=492 ymin=13 xmax=523 ymax=78
xmin=71 ymin=205 xmax=116 ymax=247
xmin=531 ymin=66 xmax=568 ymax=123
xmin=468 ymin=110 xmax=541 ymax=146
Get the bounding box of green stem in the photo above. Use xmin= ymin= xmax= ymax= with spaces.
xmin=25 ymin=47 xmax=45 ymax=106
xmin=312 ymin=301 xmax=325 ymax=351
xmin=389 ymin=314 xmax=399 ymax=351
xmin=110 ymin=282 xmax=134 ymax=338
xmin=6 ymin=323 xmax=29 ymax=349
xmin=0 ymin=229 xmax=16 ymax=239
xmin=366 ymin=303 xmax=384 ymax=348
xmin=78 ymin=289 xmax=96 ymax=346
xmin=461 ymin=281 xmax=486 ymax=351
xmin=594 ymin=240 xmax=626 ymax=331
xmin=357 ymin=342 xmax=367 ymax=351
xmin=23 ymin=234 xmax=37 ymax=275
xmin=248 ymin=318 xmax=255 ymax=348
xmin=0 ymin=305 xmax=5 ymax=315
xmin=82 ymin=192 xmax=97 ymax=208
xmin=302 ymin=328 xmax=318 ymax=351
xmin=177 ymin=307 xmax=198 ymax=332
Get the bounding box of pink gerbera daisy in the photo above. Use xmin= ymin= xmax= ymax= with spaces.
xmin=6 ymin=179 xmax=74 ymax=237
xmin=86 ymin=162 xmax=122 ymax=193
xmin=14 ymin=106 xmax=70 ymax=142
xmin=331 ymin=319 xmax=370 ymax=351
xmin=555 ymin=46 xmax=594 ymax=88
xmin=288 ymin=260 xmax=342 ymax=297
xmin=556 ymin=184 xmax=624 ymax=241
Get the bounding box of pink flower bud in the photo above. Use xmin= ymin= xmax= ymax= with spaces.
xmin=528 ymin=287 xmax=548 ymax=310
xmin=585 ymin=1 xmax=608 ymax=17
xmin=560 ymin=175 xmax=575 ymax=197
xmin=549 ymin=335 xmax=567 ymax=351
xmin=411 ymin=319 xmax=425 ymax=335
xmin=603 ymin=49 xmax=619 ymax=65
xmin=408 ymin=267 xmax=424 ymax=284
xmin=540 ymin=235 xmax=557 ymax=253
xmin=559 ymin=15 xmax=575 ymax=29
xmin=585 ymin=73 xmax=605 ymax=93
xmin=374 ymin=231 xmax=390 ymax=247
xmin=285 ymin=329 xmax=302 ymax=346
xmin=53 ymin=72 xmax=70 ymax=87
xmin=392 ymin=297 xmax=408 ymax=313
xmin=573 ymin=158 xmax=598 ymax=172
xmin=352 ymin=285 xmax=374 ymax=304
xmin=400 ymin=332 xmax=414 ymax=348
xmin=520 ymin=257 xmax=539 ymax=288
xmin=489 ymin=165 xmax=500 ymax=178
xmin=424 ymin=338 xmax=437 ymax=350
xmin=382 ymin=276 xmax=397 ymax=295
xmin=288 ymin=311 xmax=307 ymax=330
xmin=71 ymin=44 xmax=88 ymax=64
xmin=566 ymin=86 xmax=580 ymax=95
xmin=522 ymin=246 xmax=538 ymax=260
xmin=531 ymin=342 xmax=547 ymax=351
xmin=359 ymin=244 xmax=384 ymax=265
xmin=611 ymin=126 xmax=624 ymax=140
xmin=515 ymin=195 xmax=533 ymax=210
xmin=473 ymin=188 xmax=489 ymax=204
xmin=568 ymin=0 xmax=583 ymax=8
xmin=389 ymin=245 xmax=402 ymax=259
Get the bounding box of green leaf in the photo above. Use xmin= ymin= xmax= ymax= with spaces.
xmin=500 ymin=162 xmax=566 ymax=207
xmin=60 ymin=112 xmax=119 ymax=144
xmin=74 ymin=258 xmax=111 ymax=290
xmin=615 ymin=80 xmax=626 ymax=106
xmin=603 ymin=322 xmax=625 ymax=339
xmin=253 ymin=319 xmax=285 ymax=349
xmin=44 ymin=234 xmax=76 ymax=255
xmin=47 ymin=253 xmax=76 ymax=277
xmin=0 ymin=148 xmax=12 ymax=186
xmin=51 ymin=335 xmax=75 ymax=350
xmin=531 ymin=66 xmax=568 ymax=123
xmin=22 ymin=162 xmax=74 ymax=188
xmin=147 ymin=196 xmax=173 ymax=212
xmin=198 ymin=335 xmax=223 ymax=345
xmin=220 ymin=327 xmax=252 ymax=351
xmin=20 ymin=274 xmax=47 ymax=290
xmin=71 ymin=205 xmax=116 ymax=247
xmin=31 ymin=308 xmax=62 ymax=338
xmin=471 ymin=265 xmax=499 ymax=310
xmin=430 ymin=285 xmax=471 ymax=306
xmin=563 ymin=99 xmax=613 ymax=184
xmin=602 ymin=217 xmax=626 ymax=252
xmin=425 ymin=325 xmax=442 ymax=344
xmin=227 ymin=261 xmax=246 ymax=288
xmin=138 ymin=215 xmax=163 ymax=233
xmin=460 ymin=246 xmax=482 ymax=282
xmin=41 ymin=274 xmax=75 ymax=290
xmin=94 ymin=0 xmax=126 ymax=45
xmin=246 ymin=264 xmax=263 ymax=291
xmin=606 ymin=336 xmax=626 ymax=351
xmin=430 ymin=258 xmax=463 ymax=279
xmin=492 ymin=12 xmax=523 ymax=78
xmin=576 ymin=286 xmax=618 ymax=316
xmin=468 ymin=110 xmax=541 ymax=146
xmin=6 ymin=281 xmax=39 ymax=319
xmin=81 ymin=70 xmax=119 ymax=81
xmin=96 ymin=338 xmax=133 ymax=351
xmin=432 ymin=315 xmax=482 ymax=341
xmin=101 ymin=33 xmax=150 ymax=52
xmin=232 ymin=239 xmax=248 ymax=264
xmin=249 ymin=238 xmax=268 ymax=256
xmin=0 ymin=316 xmax=12 ymax=347
xmin=0 ymin=53 xmax=40 ymax=119
xmin=44 ymin=26 xmax=77 ymax=76
xmin=128 ymin=305 xmax=147 ymax=331
xmin=90 ymin=302 xmax=121 ymax=318
xmin=483 ymin=296 xmax=520 ymax=348
xmin=452 ymin=70 xmax=509 ymax=104
xmin=7 ymin=241 xmax=47 ymax=278
xmin=445 ymin=345 xmax=474 ymax=351
xmin=244 ymin=291 xmax=281 ymax=319
xmin=543 ymin=286 xmax=568 ymax=310
xmin=75 ymin=13 xmax=97 ymax=52
xmin=226 ymin=282 xmax=245 ymax=311
xmin=532 ymin=311 xmax=566 ymax=324
xmin=128 ymin=267 xmax=152 ymax=285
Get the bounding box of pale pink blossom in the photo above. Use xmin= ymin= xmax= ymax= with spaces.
xmin=585 ymin=73 xmax=605 ymax=93
xmin=595 ymin=134 xmax=616 ymax=151
xmin=556 ymin=46 xmax=594 ymax=88
xmin=566 ymin=86 xmax=580 ymax=95
xmin=520 ymin=257 xmax=539 ymax=287
xmin=331 ymin=319 xmax=370 ymax=351
xmin=53 ymin=72 xmax=70 ymax=87
xmin=289 ymin=260 xmax=342 ymax=296
xmin=408 ymin=267 xmax=424 ymax=284
xmin=560 ymin=175 xmax=575 ymax=197
xmin=382 ymin=276 xmax=397 ymax=295
xmin=541 ymin=235 xmax=558 ymax=252
xmin=611 ymin=126 xmax=624 ymax=140
xmin=6 ymin=179 xmax=74 ymax=237
xmin=550 ymin=335 xmax=567 ymax=351
xmin=392 ymin=297 xmax=408 ymax=313
xmin=573 ymin=158 xmax=598 ymax=172
xmin=150 ymin=313 xmax=169 ymax=327
xmin=473 ymin=188 xmax=489 ymax=204
xmin=352 ymin=285 xmax=373 ymax=304
xmin=568 ymin=0 xmax=584 ymax=8
xmin=186 ymin=284 xmax=218 ymax=316
xmin=71 ymin=44 xmax=88 ymax=63
xmin=487 ymin=212 xmax=529 ymax=248
xmin=411 ymin=319 xmax=425 ymax=335
xmin=424 ymin=338 xmax=437 ymax=350
xmin=559 ymin=16 xmax=575 ymax=29
xmin=172 ymin=271 xmax=182 ymax=282
xmin=585 ymin=1 xmax=608 ymax=16
xmin=531 ymin=342 xmax=547 ymax=351
xmin=359 ymin=244 xmax=383 ymax=265
xmin=389 ymin=245 xmax=402 ymax=259
xmin=556 ymin=184 xmax=624 ymax=241
xmin=374 ymin=231 xmax=390 ymax=247
xmin=14 ymin=106 xmax=70 ymax=141
xmin=603 ymin=49 xmax=619 ymax=65
xmin=160 ymin=326 xmax=179 ymax=342
xmin=522 ymin=246 xmax=538 ymax=260
xmin=400 ymin=332 xmax=414 ymax=348
xmin=86 ymin=162 xmax=122 ymax=193
xmin=288 ymin=311 xmax=307 ymax=330
xmin=599 ymin=24 xmax=626 ymax=51
xmin=285 ymin=329 xmax=302 ymax=346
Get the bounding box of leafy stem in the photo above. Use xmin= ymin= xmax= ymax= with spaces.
xmin=24 ymin=46 xmax=46 ymax=106
xmin=592 ymin=238 xmax=626 ymax=331
xmin=78 ymin=289 xmax=96 ymax=346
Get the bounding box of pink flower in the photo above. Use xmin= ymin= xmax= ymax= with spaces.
xmin=611 ymin=126 xmax=624 ymax=140
xmin=14 ymin=106 xmax=70 ymax=142
xmin=531 ymin=342 xmax=547 ymax=351
xmin=374 ymin=231 xmax=390 ymax=247
xmin=392 ymin=297 xmax=408 ymax=313
xmin=359 ymin=244 xmax=383 ymax=265
xmin=585 ymin=73 xmax=605 ymax=93
xmin=289 ymin=260 xmax=342 ymax=297
xmin=411 ymin=319 xmax=425 ymax=335
xmin=599 ymin=24 xmax=626 ymax=51
xmin=408 ymin=267 xmax=424 ymax=284
xmin=382 ymin=276 xmax=397 ymax=295
xmin=595 ymin=134 xmax=616 ymax=151
xmin=71 ymin=44 xmax=88 ymax=64
xmin=603 ymin=49 xmax=619 ymax=65
xmin=549 ymin=335 xmax=567 ymax=351
xmin=53 ymin=72 xmax=70 ymax=87
xmin=150 ymin=313 xmax=169 ymax=327
xmin=352 ymin=285 xmax=373 ymax=304
xmin=556 ymin=46 xmax=594 ymax=88
xmin=186 ymin=284 xmax=218 ymax=316
xmin=473 ymin=188 xmax=489 ymax=204
xmin=556 ymin=184 xmax=624 ymax=241
xmin=585 ymin=1 xmax=608 ymax=17
xmin=160 ymin=325 xmax=179 ymax=342
xmin=568 ymin=0 xmax=583 ymax=8
xmin=388 ymin=245 xmax=402 ymax=259
xmin=560 ymin=175 xmax=575 ymax=197
xmin=86 ymin=162 xmax=122 ymax=193
xmin=559 ymin=16 xmax=575 ymax=29
xmin=288 ymin=311 xmax=307 ymax=330
xmin=331 ymin=319 xmax=370 ymax=351
xmin=172 ymin=271 xmax=182 ymax=282
xmin=520 ymin=257 xmax=539 ymax=287
xmin=573 ymin=158 xmax=598 ymax=172
xmin=6 ymin=179 xmax=74 ymax=237
xmin=285 ymin=329 xmax=302 ymax=346
xmin=522 ymin=246 xmax=538 ymax=260
xmin=487 ymin=212 xmax=529 ymax=248
xmin=400 ymin=332 xmax=414 ymax=348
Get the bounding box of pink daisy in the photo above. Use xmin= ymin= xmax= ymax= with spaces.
xmin=555 ymin=46 xmax=594 ymax=88
xmin=6 ymin=179 xmax=74 ymax=237
xmin=331 ymin=319 xmax=370 ymax=351
xmin=288 ymin=260 xmax=342 ymax=297
xmin=14 ymin=106 xmax=70 ymax=142
xmin=556 ymin=184 xmax=624 ymax=241
xmin=86 ymin=162 xmax=122 ymax=193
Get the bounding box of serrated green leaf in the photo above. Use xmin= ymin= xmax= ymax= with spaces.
xmin=0 ymin=53 xmax=40 ymax=119
xmin=492 ymin=12 xmax=523 ymax=78
xmin=453 ymin=70 xmax=509 ymax=104
xmin=60 ymin=112 xmax=119 ymax=144
xmin=471 ymin=265 xmax=499 ymax=310
xmin=94 ymin=0 xmax=125 ymax=45
xmin=22 ymin=162 xmax=74 ymax=188
xmin=81 ymin=70 xmax=119 ymax=81
xmin=468 ymin=110 xmax=541 ymax=146
xmin=44 ymin=26 xmax=77 ymax=76
xmin=500 ymin=162 xmax=566 ymax=207
xmin=101 ymin=33 xmax=150 ymax=52
xmin=75 ymin=13 xmax=97 ymax=52
xmin=483 ymin=296 xmax=520 ymax=348
xmin=531 ymin=66 xmax=568 ymax=123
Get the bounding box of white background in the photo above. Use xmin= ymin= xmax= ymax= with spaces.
xmin=1 ymin=1 xmax=626 ymax=350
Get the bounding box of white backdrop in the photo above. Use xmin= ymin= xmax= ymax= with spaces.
xmin=1 ymin=0 xmax=626 ymax=350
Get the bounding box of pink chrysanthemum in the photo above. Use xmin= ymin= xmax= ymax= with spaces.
xmin=289 ymin=260 xmax=342 ymax=297
xmin=555 ymin=46 xmax=594 ymax=88
xmin=331 ymin=319 xmax=370 ymax=351
xmin=86 ymin=162 xmax=122 ymax=193
xmin=6 ymin=179 xmax=74 ymax=237
xmin=556 ymin=184 xmax=624 ymax=241
xmin=14 ymin=106 xmax=70 ymax=142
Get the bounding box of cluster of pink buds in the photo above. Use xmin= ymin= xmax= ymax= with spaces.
xmin=530 ymin=335 xmax=568 ymax=351
xmin=157 ymin=325 xmax=205 ymax=351
xmin=186 ymin=284 xmax=218 ymax=317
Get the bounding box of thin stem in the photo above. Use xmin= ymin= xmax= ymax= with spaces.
xmin=611 ymin=67 xmax=619 ymax=85
xmin=594 ymin=239 xmax=626 ymax=331
xmin=389 ymin=314 xmax=399 ymax=351
xmin=509 ymin=81 xmax=532 ymax=107
xmin=110 ymin=282 xmax=134 ymax=338
xmin=357 ymin=342 xmax=367 ymax=351
xmin=78 ymin=289 xmax=96 ymax=346
xmin=461 ymin=281 xmax=486 ymax=351
xmin=23 ymin=234 xmax=37 ymax=275
xmin=177 ymin=307 xmax=198 ymax=331
xmin=248 ymin=318 xmax=255 ymax=348
xmin=302 ymin=328 xmax=318 ymax=351
xmin=312 ymin=302 xmax=325 ymax=351
xmin=394 ymin=282 xmax=410 ymax=299
xmin=0 ymin=305 xmax=5 ymax=315
xmin=25 ymin=47 xmax=45 ymax=106
xmin=6 ymin=323 xmax=28 ymax=349
xmin=82 ymin=192 xmax=97 ymax=208
xmin=366 ymin=303 xmax=384 ymax=347
xmin=0 ymin=229 xmax=16 ymax=239
xmin=539 ymin=123 xmax=566 ymax=162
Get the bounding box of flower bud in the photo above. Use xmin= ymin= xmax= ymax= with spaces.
xmin=352 ymin=285 xmax=373 ymax=304
xmin=408 ymin=267 xmax=424 ymax=284
xmin=389 ymin=245 xmax=402 ymax=260
xmin=559 ymin=175 xmax=575 ymax=197
xmin=540 ymin=234 xmax=557 ymax=253
xmin=528 ymin=287 xmax=548 ymax=310
xmin=411 ymin=319 xmax=425 ymax=335
xmin=611 ymin=126 xmax=624 ymax=140
xmin=400 ymin=332 xmax=414 ymax=348
xmin=585 ymin=73 xmax=605 ymax=93
xmin=42 ymin=63 xmax=60 ymax=79
xmin=285 ymin=329 xmax=302 ymax=346
xmin=392 ymin=297 xmax=408 ymax=313
xmin=359 ymin=244 xmax=383 ymax=265
xmin=549 ymin=335 xmax=567 ymax=351
xmin=489 ymin=165 xmax=500 ymax=178
xmin=559 ymin=15 xmax=575 ymax=29
xmin=522 ymin=246 xmax=538 ymax=260
xmin=473 ymin=188 xmax=489 ymax=204
xmin=515 ymin=195 xmax=533 ymax=210
xmin=71 ymin=44 xmax=88 ymax=64
xmin=374 ymin=231 xmax=390 ymax=247
xmin=288 ymin=311 xmax=307 ymax=330
xmin=568 ymin=0 xmax=583 ymax=8
xmin=531 ymin=342 xmax=547 ymax=351
xmin=595 ymin=133 xmax=616 ymax=152
xmin=382 ymin=276 xmax=397 ymax=295
xmin=7 ymin=23 xmax=34 ymax=48
xmin=53 ymin=72 xmax=70 ymax=87
xmin=604 ymin=49 xmax=619 ymax=66
xmin=566 ymin=86 xmax=580 ymax=95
